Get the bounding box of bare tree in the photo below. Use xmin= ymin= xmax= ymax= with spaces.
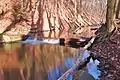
xmin=95 ymin=0 xmax=119 ymax=42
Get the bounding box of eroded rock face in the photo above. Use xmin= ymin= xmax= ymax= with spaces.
xmin=2 ymin=21 xmax=31 ymax=42
xmin=0 ymin=12 xmax=14 ymax=34
xmin=0 ymin=0 xmax=20 ymax=34
xmin=0 ymin=0 xmax=108 ymax=42
xmin=0 ymin=0 xmax=31 ymax=42
xmin=0 ymin=0 xmax=20 ymax=13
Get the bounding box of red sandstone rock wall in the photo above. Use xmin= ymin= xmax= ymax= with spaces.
xmin=0 ymin=0 xmax=107 ymax=42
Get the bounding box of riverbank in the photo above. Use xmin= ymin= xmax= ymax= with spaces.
xmin=90 ymin=28 xmax=120 ymax=80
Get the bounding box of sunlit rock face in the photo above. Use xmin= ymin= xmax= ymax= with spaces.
xmin=0 ymin=0 xmax=20 ymax=13
xmin=0 ymin=0 xmax=31 ymax=42
xmin=0 ymin=0 xmax=20 ymax=34
xmin=0 ymin=0 xmax=107 ymax=42
xmin=81 ymin=0 xmax=107 ymax=25
xmin=0 ymin=19 xmax=12 ymax=34
xmin=2 ymin=21 xmax=31 ymax=42
xmin=42 ymin=11 xmax=51 ymax=31
xmin=0 ymin=12 xmax=14 ymax=34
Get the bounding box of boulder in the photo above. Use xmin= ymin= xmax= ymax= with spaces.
xmin=2 ymin=21 xmax=31 ymax=42
xmin=2 ymin=34 xmax=22 ymax=42
xmin=2 ymin=29 xmax=22 ymax=42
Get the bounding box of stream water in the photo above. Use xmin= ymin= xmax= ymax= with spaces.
xmin=0 ymin=29 xmax=98 ymax=80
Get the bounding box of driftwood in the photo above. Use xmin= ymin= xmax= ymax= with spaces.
xmin=58 ymin=36 xmax=96 ymax=80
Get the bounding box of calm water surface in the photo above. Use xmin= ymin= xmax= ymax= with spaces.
xmin=0 ymin=42 xmax=79 ymax=80
xmin=0 ymin=30 xmax=96 ymax=80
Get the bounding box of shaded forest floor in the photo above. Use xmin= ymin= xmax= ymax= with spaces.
xmin=90 ymin=28 xmax=120 ymax=80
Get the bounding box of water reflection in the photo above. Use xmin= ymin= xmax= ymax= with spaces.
xmin=28 ymin=25 xmax=96 ymax=39
xmin=48 ymin=57 xmax=74 ymax=80
xmin=22 ymin=36 xmax=60 ymax=44
xmin=0 ymin=42 xmax=77 ymax=80
xmin=0 ymin=27 xmax=97 ymax=80
xmin=22 ymin=35 xmax=90 ymax=49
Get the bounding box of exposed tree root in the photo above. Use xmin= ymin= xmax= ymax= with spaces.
xmin=94 ymin=23 xmax=117 ymax=45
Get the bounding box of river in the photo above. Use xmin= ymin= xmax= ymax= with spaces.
xmin=0 ymin=29 xmax=96 ymax=80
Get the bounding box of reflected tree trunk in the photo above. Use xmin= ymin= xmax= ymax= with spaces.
xmin=30 ymin=46 xmax=35 ymax=80
xmin=0 ymin=70 xmax=4 ymax=80
xmin=25 ymin=46 xmax=36 ymax=80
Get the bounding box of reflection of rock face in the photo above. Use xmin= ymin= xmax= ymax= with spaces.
xmin=0 ymin=43 xmax=23 ymax=69
xmin=0 ymin=43 xmax=77 ymax=79
xmin=25 ymin=44 xmax=77 ymax=71
xmin=0 ymin=53 xmax=20 ymax=69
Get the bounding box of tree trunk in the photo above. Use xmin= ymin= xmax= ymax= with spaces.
xmin=96 ymin=0 xmax=119 ymax=42
xmin=116 ymin=0 xmax=120 ymax=18
xmin=106 ymin=0 xmax=119 ymax=33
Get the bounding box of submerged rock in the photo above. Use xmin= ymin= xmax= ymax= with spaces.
xmin=2 ymin=21 xmax=31 ymax=42
xmin=81 ymin=50 xmax=101 ymax=80
xmin=79 ymin=71 xmax=95 ymax=80
xmin=2 ymin=34 xmax=22 ymax=42
xmin=87 ymin=58 xmax=101 ymax=80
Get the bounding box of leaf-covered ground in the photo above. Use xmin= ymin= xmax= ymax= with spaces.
xmin=90 ymin=28 xmax=120 ymax=80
